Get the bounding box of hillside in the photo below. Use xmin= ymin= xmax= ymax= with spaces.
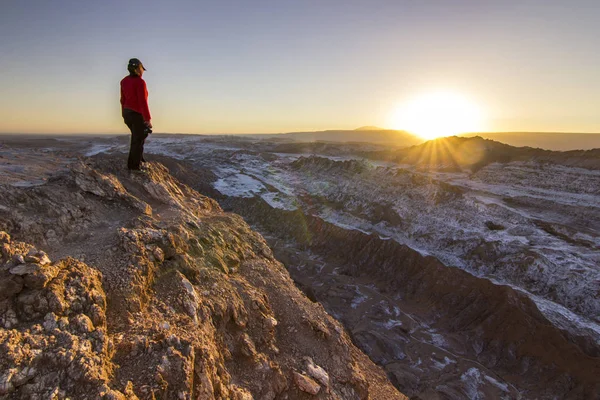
xmin=364 ymin=135 xmax=600 ymax=171
xmin=353 ymin=126 xmax=386 ymax=131
xmin=241 ymin=129 xmax=600 ymax=151
xmin=460 ymin=132 xmax=600 ymax=151
xmin=0 ymin=152 xmax=406 ymax=399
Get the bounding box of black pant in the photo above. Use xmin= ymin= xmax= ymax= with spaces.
xmin=123 ymin=109 xmax=148 ymax=170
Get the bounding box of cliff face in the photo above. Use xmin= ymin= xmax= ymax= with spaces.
xmin=0 ymin=155 xmax=406 ymax=400
xmin=220 ymin=195 xmax=600 ymax=400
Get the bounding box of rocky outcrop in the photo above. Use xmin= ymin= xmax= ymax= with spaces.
xmin=0 ymin=156 xmax=406 ymax=399
xmin=0 ymin=235 xmax=115 ymax=398
xmin=291 ymin=157 xmax=370 ymax=175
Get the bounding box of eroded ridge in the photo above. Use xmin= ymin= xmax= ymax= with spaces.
xmin=0 ymin=157 xmax=406 ymax=400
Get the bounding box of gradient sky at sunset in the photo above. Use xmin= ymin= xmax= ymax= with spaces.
xmin=1 ymin=0 xmax=599 ymax=134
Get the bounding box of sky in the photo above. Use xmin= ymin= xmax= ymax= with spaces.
xmin=1 ymin=0 xmax=599 ymax=135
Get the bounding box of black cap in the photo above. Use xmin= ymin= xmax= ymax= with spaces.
xmin=128 ymin=58 xmax=146 ymax=71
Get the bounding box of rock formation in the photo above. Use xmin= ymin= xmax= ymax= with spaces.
xmin=0 ymin=155 xmax=406 ymax=399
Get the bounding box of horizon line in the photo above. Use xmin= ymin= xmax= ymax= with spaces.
xmin=1 ymin=130 xmax=600 ymax=136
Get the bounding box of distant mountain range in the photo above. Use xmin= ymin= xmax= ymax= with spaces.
xmin=265 ymin=128 xmax=600 ymax=151
xmin=460 ymin=132 xmax=600 ymax=151
xmin=354 ymin=125 xmax=386 ymax=131
xmin=363 ymin=135 xmax=600 ymax=171
xmin=277 ymin=128 xmax=423 ymax=147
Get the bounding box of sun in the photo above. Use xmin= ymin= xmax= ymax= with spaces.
xmin=389 ymin=92 xmax=485 ymax=140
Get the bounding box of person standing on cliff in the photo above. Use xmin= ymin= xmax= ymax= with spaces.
xmin=120 ymin=58 xmax=152 ymax=172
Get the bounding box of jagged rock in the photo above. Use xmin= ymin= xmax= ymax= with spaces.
xmin=24 ymin=253 xmax=40 ymax=263
xmin=72 ymin=161 xmax=123 ymax=197
xmin=13 ymin=254 xmax=25 ymax=265
xmin=268 ymin=362 xmax=288 ymax=394
xmin=293 ymin=371 xmax=321 ymax=395
xmin=230 ymin=386 xmax=254 ymax=400
xmin=144 ymin=181 xmax=181 ymax=208
xmin=179 ymin=273 xmax=200 ymax=323
xmin=72 ymin=313 xmax=95 ymax=333
xmin=43 ymin=312 xmax=59 ymax=331
xmin=264 ymin=316 xmax=278 ymax=329
xmin=72 ymin=161 xmax=152 ymax=215
xmin=153 ymin=246 xmax=165 ymax=262
xmin=2 ymin=308 xmax=18 ymax=329
xmin=239 ymin=333 xmax=257 ymax=358
xmin=37 ymin=252 xmax=51 ymax=266
xmin=0 ymin=274 xmax=24 ymax=300
xmin=12 ymin=366 xmax=36 ymax=388
xmin=0 ymin=368 xmax=16 ymax=395
xmin=0 ymin=237 xmax=119 ymax=398
xmin=9 ymin=263 xmax=58 ymax=289
xmin=0 ymin=231 xmax=10 ymax=244
xmin=1 ymin=243 xmax=11 ymax=259
xmin=304 ymin=357 xmax=330 ymax=388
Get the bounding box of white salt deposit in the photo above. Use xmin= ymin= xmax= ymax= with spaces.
xmin=484 ymin=375 xmax=510 ymax=393
xmin=351 ymin=287 xmax=369 ymax=309
xmin=260 ymin=192 xmax=298 ymax=211
xmin=383 ymin=319 xmax=403 ymax=329
xmin=85 ymin=144 xmax=115 ymax=157
xmin=213 ymin=174 xmax=265 ymax=198
xmin=432 ymin=356 xmax=456 ymax=370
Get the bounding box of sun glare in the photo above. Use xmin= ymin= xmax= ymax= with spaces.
xmin=390 ymin=92 xmax=484 ymax=140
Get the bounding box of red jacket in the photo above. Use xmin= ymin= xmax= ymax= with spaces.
xmin=120 ymin=75 xmax=151 ymax=122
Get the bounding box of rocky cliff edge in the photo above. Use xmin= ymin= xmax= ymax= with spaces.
xmin=0 ymin=156 xmax=407 ymax=400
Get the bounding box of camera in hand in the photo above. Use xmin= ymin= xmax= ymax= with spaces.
xmin=144 ymin=126 xmax=152 ymax=135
